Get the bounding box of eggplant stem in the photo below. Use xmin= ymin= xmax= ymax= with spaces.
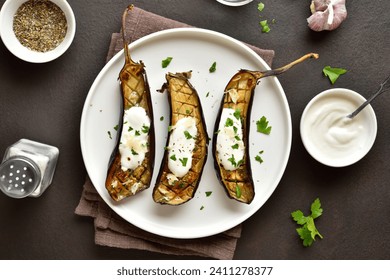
xmin=121 ymin=5 xmax=134 ymax=65
xmin=253 ymin=53 xmax=319 ymax=80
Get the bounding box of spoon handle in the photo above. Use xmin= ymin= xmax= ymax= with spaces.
xmin=347 ymin=74 xmax=390 ymax=118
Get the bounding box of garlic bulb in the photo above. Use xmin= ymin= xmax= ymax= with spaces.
xmin=307 ymin=0 xmax=347 ymax=31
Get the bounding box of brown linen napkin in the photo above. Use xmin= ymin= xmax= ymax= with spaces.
xmin=75 ymin=6 xmax=275 ymax=260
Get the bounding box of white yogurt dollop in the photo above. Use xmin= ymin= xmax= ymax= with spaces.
xmin=119 ymin=106 xmax=150 ymax=171
xmin=216 ymin=108 xmax=245 ymax=171
xmin=167 ymin=117 xmax=197 ymax=178
xmin=301 ymin=89 xmax=376 ymax=166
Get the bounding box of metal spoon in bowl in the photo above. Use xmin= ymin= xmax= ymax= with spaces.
xmin=347 ymin=74 xmax=390 ymax=119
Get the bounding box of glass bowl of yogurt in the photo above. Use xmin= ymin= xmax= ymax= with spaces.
xmin=300 ymin=88 xmax=377 ymax=167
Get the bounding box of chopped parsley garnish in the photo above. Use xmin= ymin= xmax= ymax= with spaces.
xmin=200 ymin=206 xmax=204 ymax=210
xmin=255 ymin=155 xmax=263 ymax=163
xmin=209 ymin=61 xmax=217 ymax=73
xmin=225 ymin=117 xmax=234 ymax=127
xmin=255 ymin=150 xmax=264 ymax=163
xmin=141 ymin=125 xmax=150 ymax=134
xmin=206 ymin=92 xmax=210 ymax=98
xmin=235 ymin=184 xmax=242 ymax=198
xmin=228 ymin=154 xmax=237 ymax=167
xmin=184 ymin=130 xmax=193 ymax=139
xmin=131 ymin=149 xmax=138 ymax=155
xmin=233 ymin=126 xmax=238 ymax=134
xmin=107 ymin=131 xmax=112 ymax=139
xmin=179 ymin=157 xmax=188 ymax=167
xmin=162 ymin=57 xmax=173 ymax=68
xmin=185 ymin=109 xmax=192 ymax=115
xmin=160 ymin=116 xmax=164 ymax=121
xmin=233 ymin=109 xmax=241 ymax=120
xmin=256 ymin=116 xmax=272 ymax=135
xmin=228 ymin=154 xmax=242 ymax=168
xmin=257 ymin=3 xmax=274 ymax=33
xmin=113 ymin=124 xmax=119 ymax=131
xmin=205 ymin=191 xmax=212 ymax=197
xmin=135 ymin=130 xmax=141 ymax=136
xmin=168 ymin=125 xmax=173 ymax=132
xmin=170 ymin=154 xmax=177 ymax=161
xmin=260 ymin=20 xmax=271 ymax=33
xmin=128 ymin=126 xmax=133 ymax=132
xmin=232 ymin=143 xmax=239 ymax=150
xmin=322 ymin=66 xmax=347 ymax=84
xmin=257 ymin=2 xmax=265 ymax=12
xmin=291 ymin=198 xmax=324 ymax=247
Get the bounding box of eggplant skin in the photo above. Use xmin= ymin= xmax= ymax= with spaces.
xmin=212 ymin=70 xmax=256 ymax=204
xmin=105 ymin=58 xmax=155 ymax=202
xmin=153 ymin=72 xmax=208 ymax=206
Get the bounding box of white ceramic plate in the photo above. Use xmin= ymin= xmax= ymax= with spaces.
xmin=80 ymin=28 xmax=291 ymax=239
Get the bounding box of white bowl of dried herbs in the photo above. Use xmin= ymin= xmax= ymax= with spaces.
xmin=0 ymin=0 xmax=76 ymax=63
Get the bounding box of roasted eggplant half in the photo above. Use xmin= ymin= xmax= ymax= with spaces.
xmin=153 ymin=72 xmax=208 ymax=205
xmin=213 ymin=53 xmax=319 ymax=204
xmin=105 ymin=6 xmax=155 ymax=201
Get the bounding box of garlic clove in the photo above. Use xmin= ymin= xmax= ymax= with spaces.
xmin=307 ymin=0 xmax=347 ymax=32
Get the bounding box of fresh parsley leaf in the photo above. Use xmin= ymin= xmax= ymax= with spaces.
xmin=258 ymin=2 xmax=265 ymax=12
xmin=256 ymin=116 xmax=272 ymax=135
xmin=160 ymin=116 xmax=164 ymax=121
xmin=135 ymin=130 xmax=140 ymax=136
xmin=170 ymin=154 xmax=177 ymax=161
xmin=232 ymin=143 xmax=239 ymax=150
xmin=205 ymin=191 xmax=212 ymax=197
xmin=200 ymin=206 xmax=204 ymax=210
xmin=296 ymin=225 xmax=314 ymax=247
xmin=113 ymin=124 xmax=119 ymax=131
xmin=311 ymin=198 xmax=323 ymax=219
xmin=306 ymin=217 xmax=323 ymax=240
xmin=107 ymin=131 xmax=112 ymax=139
xmin=323 ymin=66 xmax=347 ymax=84
xmin=291 ymin=198 xmax=323 ymax=247
xmin=162 ymin=57 xmax=173 ymax=68
xmin=291 ymin=210 xmax=308 ymax=225
xmin=131 ymin=148 xmax=138 ymax=155
xmin=209 ymin=61 xmax=217 ymax=73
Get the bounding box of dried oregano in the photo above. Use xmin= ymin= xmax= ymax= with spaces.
xmin=13 ymin=0 xmax=67 ymax=52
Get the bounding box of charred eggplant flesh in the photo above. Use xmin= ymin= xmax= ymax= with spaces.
xmin=153 ymin=72 xmax=208 ymax=205
xmin=213 ymin=53 xmax=319 ymax=204
xmin=105 ymin=6 xmax=155 ymax=201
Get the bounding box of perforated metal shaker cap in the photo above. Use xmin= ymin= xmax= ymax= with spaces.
xmin=0 ymin=156 xmax=41 ymax=198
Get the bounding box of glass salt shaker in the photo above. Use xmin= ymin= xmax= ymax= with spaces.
xmin=0 ymin=139 xmax=59 ymax=198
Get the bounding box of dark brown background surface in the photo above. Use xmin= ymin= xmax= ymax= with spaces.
xmin=0 ymin=0 xmax=389 ymax=259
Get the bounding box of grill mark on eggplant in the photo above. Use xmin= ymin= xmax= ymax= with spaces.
xmin=105 ymin=6 xmax=155 ymax=201
xmin=213 ymin=53 xmax=319 ymax=204
xmin=153 ymin=72 xmax=209 ymax=205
